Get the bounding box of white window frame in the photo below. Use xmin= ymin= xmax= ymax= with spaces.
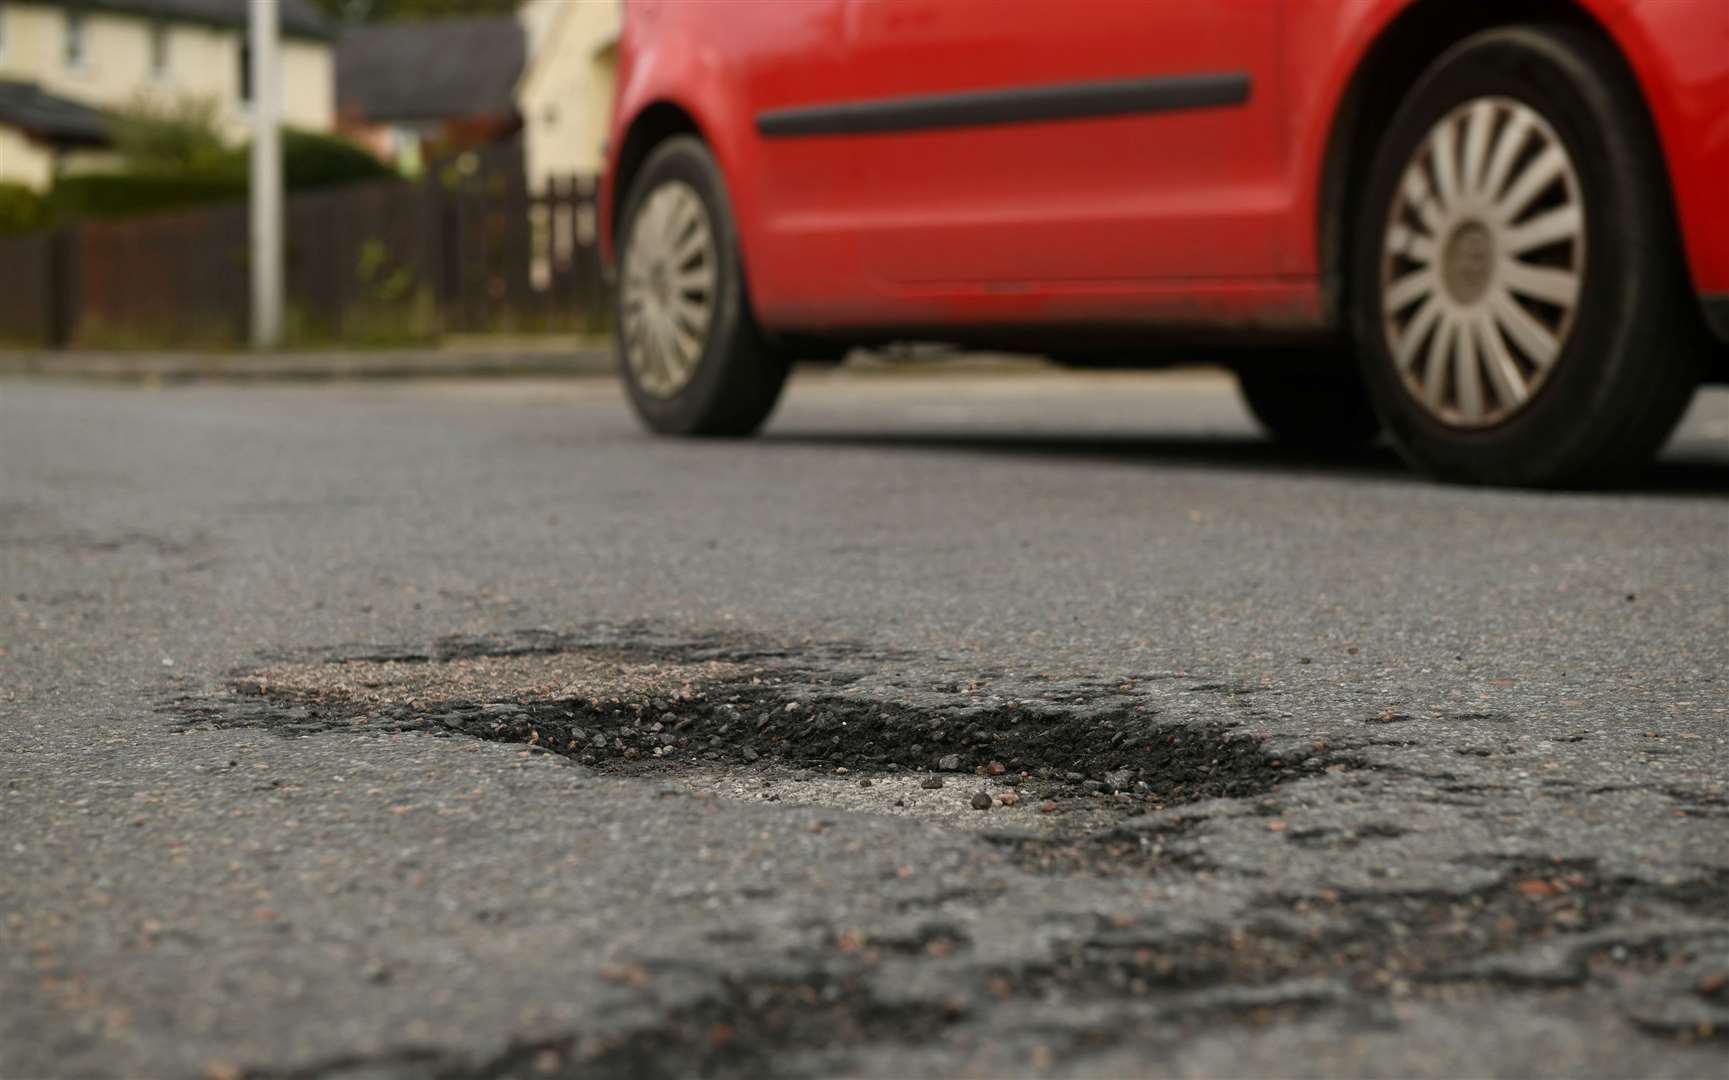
xmin=0 ymin=6 xmax=10 ymax=66
xmin=64 ymin=8 xmax=88 ymax=71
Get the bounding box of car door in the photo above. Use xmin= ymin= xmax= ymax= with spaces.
xmin=825 ymin=0 xmax=1287 ymax=286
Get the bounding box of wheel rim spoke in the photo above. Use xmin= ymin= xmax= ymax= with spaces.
xmin=1499 ymin=260 xmax=1579 ymax=306
xmin=1459 ymin=100 xmax=1494 ymax=197
xmin=1380 ymin=95 xmax=1582 ymax=428
xmin=1384 ymin=268 xmax=1437 ymax=314
xmin=1475 ymin=310 xmax=1529 ymax=409
xmin=1502 ymin=204 xmax=1582 ymax=256
xmin=1480 ymin=108 xmax=1532 ymax=202
xmin=675 ymin=260 xmax=717 ymax=295
xmin=1400 ymin=165 xmax=1445 ymax=237
xmin=672 ymin=296 xmax=711 ymax=334
xmin=1385 ymin=225 xmax=1436 ymax=264
xmin=1489 ymin=290 xmax=1561 ymax=370
xmin=1394 ymin=296 xmax=1442 ymax=373
xmin=1494 ymin=143 xmax=1565 ymax=223
xmin=1428 ymin=118 xmax=1461 ymax=212
xmin=1454 ymin=315 xmax=1486 ymax=421
xmin=1423 ymin=314 xmax=1455 ymax=408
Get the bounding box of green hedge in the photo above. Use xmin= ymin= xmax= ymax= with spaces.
xmin=0 ymin=182 xmax=49 ymax=234
xmin=48 ymin=171 xmax=246 ymax=219
xmin=273 ymin=129 xmax=395 ymax=189
xmin=46 ymin=129 xmax=395 ymax=222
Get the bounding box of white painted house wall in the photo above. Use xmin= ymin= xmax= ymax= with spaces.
xmin=517 ymin=0 xmax=618 ymax=192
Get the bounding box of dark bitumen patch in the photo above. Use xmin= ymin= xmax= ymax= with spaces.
xmin=975 ymin=857 xmax=1729 ymax=1056
xmin=242 ymin=857 xmax=1729 ymax=1080
xmin=165 ymin=629 xmax=1333 ymax=826
xmin=252 ymin=971 xmax=963 ymax=1080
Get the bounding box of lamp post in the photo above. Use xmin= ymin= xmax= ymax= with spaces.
xmin=249 ymin=0 xmax=283 ymax=349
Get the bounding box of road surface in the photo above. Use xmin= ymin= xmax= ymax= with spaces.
xmin=4 ymin=367 xmax=1726 ymax=1078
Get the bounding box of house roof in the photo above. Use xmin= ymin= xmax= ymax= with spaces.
xmin=49 ymin=1 xmax=332 ymax=41
xmin=337 ymin=17 xmax=525 ymax=124
xmin=0 ymin=81 xmax=111 ymax=145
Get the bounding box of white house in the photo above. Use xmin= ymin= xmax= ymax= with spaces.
xmin=516 ymin=0 xmax=617 ymax=192
xmin=0 ymin=0 xmax=335 ymax=189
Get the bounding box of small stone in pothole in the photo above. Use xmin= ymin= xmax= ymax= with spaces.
xmin=858 ymin=779 xmax=872 ymax=788
xmin=742 ymin=747 xmax=759 ymax=763
xmin=970 ymin=791 xmax=994 ymax=811
xmin=938 ymin=754 xmax=962 ymax=771
xmin=921 ymin=776 xmax=945 ymax=790
xmin=1039 ymin=800 xmax=1058 ymax=813
xmin=986 ymin=761 xmax=1006 ymax=776
xmin=998 ymin=790 xmax=1019 ymax=807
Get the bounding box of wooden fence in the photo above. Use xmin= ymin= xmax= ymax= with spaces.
xmin=0 ymin=161 xmax=607 ymax=349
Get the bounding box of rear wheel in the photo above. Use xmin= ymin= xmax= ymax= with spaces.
xmin=616 ymin=136 xmax=788 ymax=436
xmin=1236 ymin=369 xmax=1381 ymax=452
xmin=1351 ymin=25 xmax=1705 ymax=486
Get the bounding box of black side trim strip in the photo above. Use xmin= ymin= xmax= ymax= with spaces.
xmin=756 ymin=72 xmax=1250 ymax=138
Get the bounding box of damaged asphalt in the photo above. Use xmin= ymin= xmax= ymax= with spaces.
xmin=2 ymin=370 xmax=1727 ymax=1078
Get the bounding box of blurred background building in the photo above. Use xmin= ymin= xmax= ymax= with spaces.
xmin=335 ymin=12 xmax=523 ymax=176
xmin=0 ymin=0 xmax=621 ymax=350
xmin=516 ymin=0 xmax=616 ymax=192
xmin=0 ymin=0 xmax=334 ymax=189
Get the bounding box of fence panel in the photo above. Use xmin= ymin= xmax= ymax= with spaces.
xmin=1 ymin=157 xmax=607 ymax=349
xmin=76 ymin=203 xmax=249 ymax=347
xmin=0 ymin=231 xmax=61 ymax=346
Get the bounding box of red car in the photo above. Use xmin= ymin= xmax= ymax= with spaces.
xmin=601 ymin=0 xmax=1729 ymax=487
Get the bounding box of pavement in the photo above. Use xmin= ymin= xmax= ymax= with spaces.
xmin=0 ymin=340 xmax=1027 ymax=384
xmin=0 ymin=337 xmax=616 ymax=383
xmin=2 ymin=366 xmax=1726 ymax=1079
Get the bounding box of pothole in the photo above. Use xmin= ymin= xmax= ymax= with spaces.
xmin=168 ymin=631 xmax=1336 ymax=840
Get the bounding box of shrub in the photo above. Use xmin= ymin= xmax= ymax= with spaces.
xmin=49 ymin=130 xmax=395 ymax=220
xmin=48 ymin=171 xmax=246 ymax=219
xmin=220 ymin=129 xmax=396 ymax=190
xmin=109 ymin=96 xmax=227 ymax=172
xmin=0 ymin=182 xmax=48 ymax=233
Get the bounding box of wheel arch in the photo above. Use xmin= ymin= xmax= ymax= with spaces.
xmin=603 ymin=100 xmax=707 ymax=264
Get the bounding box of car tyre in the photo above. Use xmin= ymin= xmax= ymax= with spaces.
xmin=616 ymin=136 xmax=788 ymax=436
xmin=1351 ymin=24 xmax=1705 ymax=487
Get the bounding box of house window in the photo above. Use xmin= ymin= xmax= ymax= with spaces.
xmin=64 ymin=8 xmax=87 ymax=69
xmin=150 ymin=21 xmax=169 ymax=79
xmin=239 ymin=41 xmax=251 ymax=102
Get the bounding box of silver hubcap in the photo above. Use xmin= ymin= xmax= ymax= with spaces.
xmin=621 ymin=182 xmax=717 ymax=398
xmin=1381 ymin=97 xmax=1586 ymax=428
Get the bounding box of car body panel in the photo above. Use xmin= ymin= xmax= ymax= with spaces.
xmin=603 ymin=0 xmax=1729 ymax=342
xmin=1606 ymin=0 xmax=1729 ymax=294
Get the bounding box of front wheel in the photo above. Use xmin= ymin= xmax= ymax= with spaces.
xmin=616 ymin=136 xmax=788 ymax=436
xmin=1351 ymin=25 xmax=1705 ymax=487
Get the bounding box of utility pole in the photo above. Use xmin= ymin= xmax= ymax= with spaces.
xmin=249 ymin=0 xmax=283 ymax=349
